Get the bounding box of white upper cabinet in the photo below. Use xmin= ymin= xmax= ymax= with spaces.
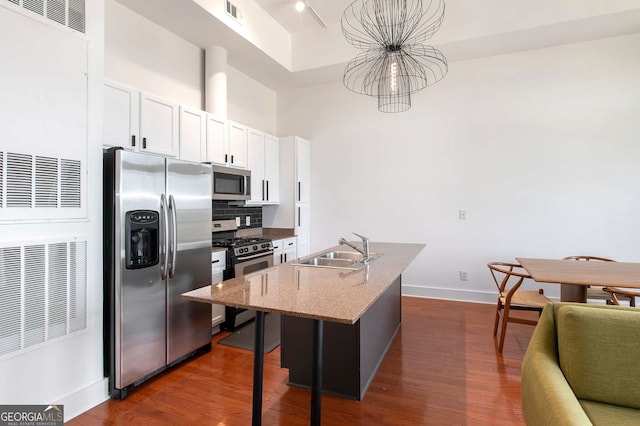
xmin=296 ymin=137 xmax=311 ymax=204
xmin=264 ymin=133 xmax=280 ymax=204
xmin=178 ymin=105 xmax=206 ymax=162
xmin=206 ymin=114 xmax=227 ymax=165
xmin=247 ymin=129 xmax=279 ymax=205
xmin=247 ymin=128 xmax=266 ymax=204
xmin=226 ymin=121 xmax=248 ymax=169
xmin=139 ymin=92 xmax=179 ymax=157
xmin=104 ymin=80 xmax=179 ymax=158
xmin=104 ymin=80 xmax=139 ymax=151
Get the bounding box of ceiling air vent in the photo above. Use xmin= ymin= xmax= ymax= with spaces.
xmin=225 ymin=0 xmax=242 ymax=23
xmin=2 ymin=0 xmax=85 ymax=33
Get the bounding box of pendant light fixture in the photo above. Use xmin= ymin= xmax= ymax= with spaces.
xmin=341 ymin=0 xmax=448 ymax=113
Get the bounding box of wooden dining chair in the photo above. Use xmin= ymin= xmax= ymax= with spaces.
xmin=488 ymin=262 xmax=551 ymax=353
xmin=561 ymin=256 xmax=634 ymax=305
xmin=603 ymin=287 xmax=639 ymax=307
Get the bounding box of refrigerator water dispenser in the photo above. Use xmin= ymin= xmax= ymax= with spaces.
xmin=125 ymin=210 xmax=159 ymax=269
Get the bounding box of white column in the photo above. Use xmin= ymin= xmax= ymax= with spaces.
xmin=205 ymin=45 xmax=227 ymax=118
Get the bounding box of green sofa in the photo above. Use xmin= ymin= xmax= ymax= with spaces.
xmin=522 ymin=302 xmax=640 ymax=425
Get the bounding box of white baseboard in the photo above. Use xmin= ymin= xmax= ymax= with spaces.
xmin=402 ymin=284 xmax=561 ymax=304
xmin=402 ymin=284 xmax=496 ymax=304
xmin=57 ymin=378 xmax=109 ymax=422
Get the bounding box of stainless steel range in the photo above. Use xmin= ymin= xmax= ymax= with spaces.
xmin=211 ymin=220 xmax=274 ymax=331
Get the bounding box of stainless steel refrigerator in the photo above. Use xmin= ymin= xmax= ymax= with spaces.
xmin=103 ymin=148 xmax=212 ymax=399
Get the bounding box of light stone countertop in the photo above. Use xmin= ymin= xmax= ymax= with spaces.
xmin=183 ymin=242 xmax=425 ymax=325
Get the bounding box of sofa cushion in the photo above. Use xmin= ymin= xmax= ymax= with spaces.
xmin=557 ymin=305 xmax=640 ymax=409
xmin=580 ymin=399 xmax=640 ymax=425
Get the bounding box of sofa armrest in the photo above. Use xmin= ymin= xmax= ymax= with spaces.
xmin=521 ymin=304 xmax=592 ymax=426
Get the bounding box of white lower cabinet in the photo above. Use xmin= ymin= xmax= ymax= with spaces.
xmin=211 ymin=250 xmax=226 ymax=330
xmin=283 ymin=237 xmax=297 ymax=262
xmin=296 ymin=204 xmax=310 ymax=257
xmin=273 ymin=237 xmax=297 ymax=265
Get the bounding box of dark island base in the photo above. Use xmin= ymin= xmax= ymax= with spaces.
xmin=280 ymin=275 xmax=402 ymax=400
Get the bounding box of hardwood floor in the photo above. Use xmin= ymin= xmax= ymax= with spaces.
xmin=68 ymin=297 xmax=535 ymax=425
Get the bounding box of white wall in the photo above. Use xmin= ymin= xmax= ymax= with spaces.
xmin=277 ymin=34 xmax=640 ymax=303
xmin=105 ymin=0 xmax=276 ymax=132
xmin=0 ymin=0 xmax=107 ymax=420
xmin=105 ymin=0 xmax=203 ymax=108
xmin=227 ymin=65 xmax=277 ymax=134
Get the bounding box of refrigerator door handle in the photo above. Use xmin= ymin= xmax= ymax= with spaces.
xmin=168 ymin=194 xmax=178 ymax=279
xmin=160 ymin=194 xmax=169 ymax=280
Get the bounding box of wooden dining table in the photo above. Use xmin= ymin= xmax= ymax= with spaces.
xmin=516 ymin=258 xmax=640 ymax=302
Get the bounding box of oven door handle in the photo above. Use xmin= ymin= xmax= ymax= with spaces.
xmin=236 ymin=251 xmax=274 ymax=262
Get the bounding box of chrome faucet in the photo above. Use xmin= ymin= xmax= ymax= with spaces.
xmin=339 ymin=232 xmax=370 ymax=263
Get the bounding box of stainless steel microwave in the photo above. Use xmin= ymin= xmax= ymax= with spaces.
xmin=212 ymin=165 xmax=251 ymax=201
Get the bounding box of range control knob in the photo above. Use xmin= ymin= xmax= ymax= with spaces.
xmin=253 ymin=245 xmax=258 ymax=251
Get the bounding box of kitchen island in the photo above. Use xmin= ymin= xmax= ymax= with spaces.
xmin=183 ymin=242 xmax=424 ymax=425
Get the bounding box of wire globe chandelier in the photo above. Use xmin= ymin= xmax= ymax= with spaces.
xmin=341 ymin=0 xmax=448 ymax=113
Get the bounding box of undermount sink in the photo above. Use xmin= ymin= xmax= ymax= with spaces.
xmin=321 ymin=251 xmax=364 ymax=261
xmin=293 ymin=251 xmax=382 ymax=270
xmin=297 ymin=257 xmax=358 ymax=268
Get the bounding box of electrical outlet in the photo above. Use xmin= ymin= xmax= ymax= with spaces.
xmin=459 ymin=209 xmax=467 ymax=220
xmin=235 ymin=217 xmax=241 ymax=227
xmin=459 ymin=270 xmax=468 ymax=281
xmin=246 ymin=216 xmax=251 ymax=226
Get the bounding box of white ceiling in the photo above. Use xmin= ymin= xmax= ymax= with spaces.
xmin=253 ymin=0 xmax=352 ymax=33
xmin=115 ymin=0 xmax=640 ymax=91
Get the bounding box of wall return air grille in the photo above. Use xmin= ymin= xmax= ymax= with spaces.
xmin=0 ymin=239 xmax=87 ymax=358
xmin=2 ymin=0 xmax=85 ymax=33
xmin=0 ymin=151 xmax=82 ymax=210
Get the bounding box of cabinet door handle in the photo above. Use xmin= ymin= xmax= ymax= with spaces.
xmin=131 ymin=135 xmax=136 ymax=147
xmin=298 ymin=207 xmax=301 ymax=227
xmin=142 ymin=137 xmax=147 ymax=149
xmin=262 ymin=180 xmax=265 ymax=201
xmin=280 ymin=254 xmax=283 ymax=263
xmin=212 ymin=259 xmax=220 ymax=264
xmin=298 ymin=181 xmax=301 ymax=202
xmin=284 ymin=253 xmax=287 ymax=262
xmin=266 ymin=181 xmax=269 ymax=201
xmin=231 ymin=155 xmax=234 ymax=164
xmin=225 ymin=154 xmax=228 ymax=163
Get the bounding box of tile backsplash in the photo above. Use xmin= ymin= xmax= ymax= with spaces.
xmin=212 ymin=201 xmax=262 ymax=229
